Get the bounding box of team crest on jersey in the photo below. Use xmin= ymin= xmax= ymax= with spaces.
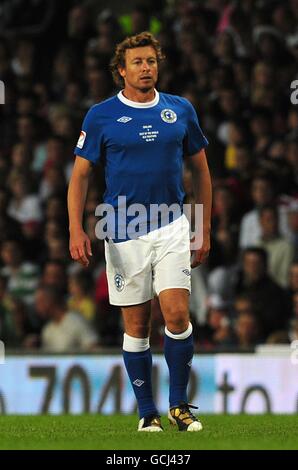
xmin=161 ymin=109 xmax=177 ymax=123
xmin=117 ymin=116 xmax=132 ymax=123
xmin=77 ymin=131 xmax=86 ymax=149
xmin=114 ymin=273 xmax=125 ymax=292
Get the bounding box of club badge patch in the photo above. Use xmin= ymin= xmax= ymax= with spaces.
xmin=161 ymin=109 xmax=177 ymax=123
xmin=114 ymin=273 xmax=125 ymax=292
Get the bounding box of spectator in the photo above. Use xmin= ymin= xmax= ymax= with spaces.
xmin=228 ymin=145 xmax=255 ymax=193
xmin=0 ymin=240 xmax=39 ymax=306
xmin=285 ymin=138 xmax=298 ymax=194
xmin=234 ymin=248 xmax=291 ymax=340
xmin=67 ymin=3 xmax=93 ymax=55
xmin=197 ymin=294 xmax=234 ymax=349
xmin=119 ymin=4 xmax=161 ymax=36
xmin=35 ymin=286 xmax=98 ymax=352
xmin=212 ymin=184 xmax=241 ymax=265
xmin=39 ymin=165 xmax=67 ymax=201
xmin=11 ymin=38 xmax=36 ymax=78
xmin=68 ymin=271 xmax=96 ymax=323
xmin=233 ymin=310 xmax=260 ymax=349
xmin=239 ymin=174 xmax=288 ymax=249
xmin=21 ymin=220 xmax=44 ymax=263
xmin=41 ymin=260 xmax=68 ymax=294
xmin=256 ymin=205 xmax=294 ymax=287
xmin=288 ymin=201 xmax=298 ymax=261
xmin=10 ymin=143 xmax=33 ymax=172
xmin=44 ymin=195 xmax=68 ymax=221
xmin=44 ymin=219 xmax=68 ymax=246
xmin=232 ymin=296 xmax=261 ymax=348
xmin=46 ymin=236 xmax=69 ymax=263
xmin=288 ymin=262 xmax=298 ymax=296
xmin=5 ymin=297 xmax=37 ymax=348
xmin=0 ymin=188 xmax=21 ymax=244
xmin=267 ymin=291 xmax=298 ymax=344
xmin=214 ymin=31 xmax=237 ymax=65
xmin=7 ymin=171 xmax=42 ymax=224
xmin=223 ymin=120 xmax=249 ymax=170
xmin=0 ymin=275 xmax=14 ymax=343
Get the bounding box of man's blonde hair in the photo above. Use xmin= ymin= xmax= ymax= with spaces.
xmin=110 ymin=31 xmax=165 ymax=88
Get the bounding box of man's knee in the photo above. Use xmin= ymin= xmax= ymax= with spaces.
xmin=121 ymin=303 xmax=151 ymax=338
xmin=164 ymin=305 xmax=189 ymax=334
xmin=125 ymin=320 xmax=150 ymax=338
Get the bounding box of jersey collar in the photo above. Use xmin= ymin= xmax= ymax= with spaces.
xmin=117 ymin=89 xmax=159 ymax=108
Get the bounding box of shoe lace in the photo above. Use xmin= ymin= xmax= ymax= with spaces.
xmin=179 ymin=403 xmax=198 ymax=421
xmin=144 ymin=414 xmax=161 ymax=426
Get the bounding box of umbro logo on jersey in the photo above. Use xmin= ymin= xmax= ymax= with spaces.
xmin=117 ymin=116 xmax=132 ymax=123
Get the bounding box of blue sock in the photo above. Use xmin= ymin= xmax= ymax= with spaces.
xmin=123 ymin=334 xmax=158 ymax=419
xmin=164 ymin=323 xmax=193 ymax=408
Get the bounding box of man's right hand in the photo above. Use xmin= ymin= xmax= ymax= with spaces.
xmin=69 ymin=230 xmax=92 ymax=267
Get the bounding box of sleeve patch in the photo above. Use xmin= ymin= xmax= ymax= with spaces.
xmin=77 ymin=131 xmax=86 ymax=149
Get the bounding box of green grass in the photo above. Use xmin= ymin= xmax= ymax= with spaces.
xmin=0 ymin=415 xmax=297 ymax=450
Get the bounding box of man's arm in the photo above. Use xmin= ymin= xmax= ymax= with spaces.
xmin=189 ymin=148 xmax=212 ymax=268
xmin=67 ymin=156 xmax=93 ymax=267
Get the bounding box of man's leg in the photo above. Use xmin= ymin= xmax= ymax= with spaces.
xmin=158 ymin=288 xmax=193 ymax=407
xmin=122 ymin=302 xmax=162 ymax=431
xmin=159 ymin=288 xmax=202 ymax=431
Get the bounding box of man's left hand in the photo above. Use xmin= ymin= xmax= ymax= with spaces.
xmin=190 ymin=234 xmax=210 ymax=268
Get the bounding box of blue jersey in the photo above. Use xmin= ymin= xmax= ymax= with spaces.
xmin=74 ymin=90 xmax=208 ymax=240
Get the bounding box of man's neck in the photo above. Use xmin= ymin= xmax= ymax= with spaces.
xmin=122 ymin=86 xmax=155 ymax=103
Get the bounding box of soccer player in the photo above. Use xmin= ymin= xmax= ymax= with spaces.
xmin=68 ymin=32 xmax=212 ymax=432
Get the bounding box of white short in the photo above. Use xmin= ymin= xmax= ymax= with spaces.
xmin=104 ymin=214 xmax=191 ymax=306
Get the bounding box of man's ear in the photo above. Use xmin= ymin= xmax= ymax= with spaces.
xmin=118 ymin=66 xmax=126 ymax=79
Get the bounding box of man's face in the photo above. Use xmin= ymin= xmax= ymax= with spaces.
xmin=251 ymin=179 xmax=273 ymax=206
xmin=1 ymin=242 xmax=21 ymax=266
xmin=260 ymin=209 xmax=278 ymax=237
xmin=43 ymin=264 xmax=66 ymax=287
xmin=119 ymin=46 xmax=158 ymax=92
xmin=35 ymin=290 xmax=52 ymax=318
xmin=243 ymin=253 xmax=266 ymax=282
xmin=236 ymin=313 xmax=257 ymax=342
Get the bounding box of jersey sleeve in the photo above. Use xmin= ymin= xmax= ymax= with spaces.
xmin=184 ymin=99 xmax=209 ymax=156
xmin=74 ymin=106 xmax=103 ymax=164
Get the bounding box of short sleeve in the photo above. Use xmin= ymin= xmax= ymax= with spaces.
xmin=74 ymin=105 xmax=103 ymax=164
xmin=183 ymin=99 xmax=208 ymax=156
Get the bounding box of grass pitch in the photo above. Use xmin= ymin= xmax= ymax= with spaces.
xmin=0 ymin=414 xmax=297 ymax=450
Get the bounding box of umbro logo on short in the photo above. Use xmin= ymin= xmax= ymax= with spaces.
xmin=133 ymin=379 xmax=144 ymax=387
xmin=182 ymin=269 xmax=191 ymax=276
xmin=117 ymin=116 xmax=132 ymax=123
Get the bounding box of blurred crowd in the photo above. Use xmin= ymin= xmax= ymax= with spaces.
xmin=0 ymin=0 xmax=298 ymax=352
